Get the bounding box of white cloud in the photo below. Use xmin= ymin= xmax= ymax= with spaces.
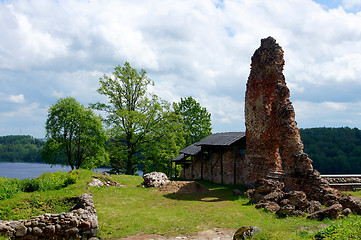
xmin=0 ymin=102 xmax=40 ymax=118
xmin=1 ymin=0 xmax=361 ymax=137
xmin=294 ymin=100 xmax=361 ymax=128
xmin=8 ymin=94 xmax=25 ymax=104
xmin=342 ymin=0 xmax=361 ymax=10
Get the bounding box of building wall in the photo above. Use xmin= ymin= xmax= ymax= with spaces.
xmin=180 ymin=140 xmax=247 ymax=185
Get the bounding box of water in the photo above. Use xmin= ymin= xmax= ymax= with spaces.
xmin=0 ymin=162 xmax=111 ymax=179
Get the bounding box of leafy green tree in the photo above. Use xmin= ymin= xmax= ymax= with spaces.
xmin=173 ymin=96 xmax=212 ymax=146
xmin=42 ymin=97 xmax=108 ymax=170
xmin=300 ymin=127 xmax=361 ymax=174
xmin=91 ymin=62 xmax=184 ymax=175
xmin=142 ymin=110 xmax=185 ymax=174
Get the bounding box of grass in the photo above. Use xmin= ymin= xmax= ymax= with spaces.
xmin=0 ymin=170 xmax=90 ymax=220
xmin=91 ymin=175 xmax=338 ymax=240
xmin=0 ymin=171 xmax=77 ymax=201
xmin=1 ymin=171 xmax=361 ymax=239
xmin=311 ymin=215 xmax=361 ymax=239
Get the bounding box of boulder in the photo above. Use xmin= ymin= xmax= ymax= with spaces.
xmin=261 ymin=190 xmax=284 ymax=203
xmin=256 ymin=202 xmax=280 ymax=213
xmin=254 ymin=179 xmax=284 ymax=194
xmin=15 ymin=225 xmax=27 ymax=237
xmin=339 ymin=196 xmax=361 ymax=214
xmin=286 ymin=191 xmax=310 ymax=209
xmin=277 ymin=204 xmax=296 ymax=216
xmin=342 ymin=208 xmax=352 ymax=217
xmin=233 ymin=226 xmax=261 ymax=240
xmin=305 ymin=200 xmax=323 ymax=213
xmin=307 ymin=203 xmax=343 ymax=220
xmin=142 ymin=172 xmax=170 ymax=188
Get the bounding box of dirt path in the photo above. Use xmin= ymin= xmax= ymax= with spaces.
xmin=117 ymin=228 xmax=235 ymax=240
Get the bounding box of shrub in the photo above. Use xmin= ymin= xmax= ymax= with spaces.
xmin=0 ymin=177 xmax=21 ymax=200
xmin=313 ymin=215 xmax=361 ymax=239
xmin=20 ymin=178 xmax=40 ymax=192
xmin=0 ymin=172 xmax=77 ymax=201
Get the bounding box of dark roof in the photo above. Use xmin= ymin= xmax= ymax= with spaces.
xmin=196 ymin=132 xmax=245 ymax=146
xmin=179 ymin=143 xmax=202 ymax=156
xmin=171 ymin=153 xmax=186 ymax=162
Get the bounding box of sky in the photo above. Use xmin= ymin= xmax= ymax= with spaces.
xmin=1 ymin=0 xmax=361 ymax=138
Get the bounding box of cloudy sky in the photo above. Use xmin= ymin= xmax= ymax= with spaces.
xmin=1 ymin=0 xmax=361 ymax=138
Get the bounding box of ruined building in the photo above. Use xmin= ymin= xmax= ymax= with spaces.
xmin=244 ymin=36 xmax=323 ymax=191
xmin=243 ymin=37 xmax=361 ymax=218
xmin=174 ymin=37 xmax=361 ymax=218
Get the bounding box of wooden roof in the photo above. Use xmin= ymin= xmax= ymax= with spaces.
xmin=179 ymin=143 xmax=202 ymax=156
xmin=196 ymin=132 xmax=245 ymax=146
xmin=170 ymin=132 xmax=246 ymax=162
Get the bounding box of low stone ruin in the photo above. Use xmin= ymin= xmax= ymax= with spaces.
xmin=0 ymin=193 xmax=98 ymax=239
xmin=88 ymin=176 xmax=124 ymax=187
xmin=142 ymin=172 xmax=170 ymax=188
xmin=245 ymin=178 xmax=354 ymax=219
xmin=324 ymin=176 xmax=361 ymax=184
xmin=243 ymin=37 xmax=361 ymax=219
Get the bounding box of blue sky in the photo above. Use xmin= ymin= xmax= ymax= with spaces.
xmin=1 ymin=0 xmax=361 ymax=138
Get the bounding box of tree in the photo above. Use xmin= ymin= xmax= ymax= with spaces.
xmin=173 ymin=96 xmax=212 ymax=146
xmin=42 ymin=97 xmax=108 ymax=170
xmin=91 ymin=62 xmax=184 ymax=175
xmin=0 ymin=136 xmax=45 ymax=163
xmin=142 ymin=110 xmax=185 ymax=174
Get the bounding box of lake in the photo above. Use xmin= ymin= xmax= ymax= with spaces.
xmin=0 ymin=162 xmax=111 ymax=179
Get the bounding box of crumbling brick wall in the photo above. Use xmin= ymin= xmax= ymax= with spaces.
xmin=243 ymin=37 xmax=361 ymax=219
xmin=244 ymin=37 xmax=317 ymax=190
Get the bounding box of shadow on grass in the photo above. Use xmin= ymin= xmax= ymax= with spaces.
xmin=163 ymin=179 xmax=248 ymax=202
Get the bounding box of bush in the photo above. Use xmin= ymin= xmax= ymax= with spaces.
xmin=0 ymin=177 xmax=21 ymax=200
xmin=20 ymin=178 xmax=40 ymax=192
xmin=36 ymin=171 xmax=77 ymax=191
xmin=314 ymin=215 xmax=361 ymax=239
xmin=0 ymin=172 xmax=77 ymax=201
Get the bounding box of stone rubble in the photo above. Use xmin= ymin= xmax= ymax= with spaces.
xmin=243 ymin=37 xmax=361 ymax=220
xmin=323 ymin=177 xmax=361 ymax=184
xmin=142 ymin=172 xmax=170 ymax=188
xmin=88 ymin=176 xmax=124 ymax=187
xmin=0 ymin=193 xmax=98 ymax=239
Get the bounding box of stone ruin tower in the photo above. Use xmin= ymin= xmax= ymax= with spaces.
xmin=243 ymin=37 xmax=361 ymax=218
xmin=244 ymin=36 xmax=320 ymax=190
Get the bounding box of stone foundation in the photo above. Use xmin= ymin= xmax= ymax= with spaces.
xmin=0 ymin=193 xmax=98 ymax=240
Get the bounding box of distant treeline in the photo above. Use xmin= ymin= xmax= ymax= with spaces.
xmin=0 ymin=135 xmax=45 ymax=163
xmin=300 ymin=127 xmax=361 ymax=174
xmin=2 ymin=128 xmax=361 ymax=174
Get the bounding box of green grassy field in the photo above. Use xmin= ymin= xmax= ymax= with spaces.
xmin=1 ymin=170 xmax=361 ymax=239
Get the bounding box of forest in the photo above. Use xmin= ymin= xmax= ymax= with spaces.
xmin=1 ymin=127 xmax=361 ymax=174
xmin=300 ymin=127 xmax=361 ymax=174
xmin=0 ymin=135 xmax=45 ymax=163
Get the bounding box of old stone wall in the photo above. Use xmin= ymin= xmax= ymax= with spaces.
xmin=244 ymin=36 xmax=320 ymax=190
xmin=243 ymin=37 xmax=361 ymax=219
xmin=0 ymin=193 xmax=98 ymax=240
